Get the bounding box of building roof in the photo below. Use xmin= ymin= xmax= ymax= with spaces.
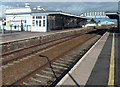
xmin=105 ymin=11 xmax=118 ymax=14
xmin=105 ymin=11 xmax=118 ymax=19
xmin=5 ymin=6 xmax=88 ymax=19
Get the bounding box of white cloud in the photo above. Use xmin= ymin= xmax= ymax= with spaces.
xmin=0 ymin=2 xmax=118 ymax=17
xmin=0 ymin=5 xmax=13 ymax=17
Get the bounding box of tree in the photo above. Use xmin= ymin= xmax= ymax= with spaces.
xmin=90 ymin=18 xmax=96 ymax=23
xmin=98 ymin=20 xmax=101 ymax=23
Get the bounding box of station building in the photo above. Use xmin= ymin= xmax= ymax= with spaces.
xmin=5 ymin=4 xmax=87 ymax=32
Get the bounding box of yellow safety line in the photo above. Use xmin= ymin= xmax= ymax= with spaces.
xmin=108 ymin=33 xmax=115 ymax=86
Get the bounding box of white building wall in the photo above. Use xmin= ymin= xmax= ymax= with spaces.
xmin=5 ymin=7 xmax=48 ymax=32
xmin=31 ymin=15 xmax=47 ymax=32
xmin=6 ymin=8 xmax=31 ymax=14
xmin=6 ymin=14 xmax=32 ymax=31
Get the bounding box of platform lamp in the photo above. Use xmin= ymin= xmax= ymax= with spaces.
xmin=39 ymin=55 xmax=57 ymax=79
xmin=10 ymin=24 xmax=13 ymax=33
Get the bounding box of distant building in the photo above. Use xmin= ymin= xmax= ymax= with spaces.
xmin=80 ymin=11 xmax=108 ymax=18
xmin=5 ymin=3 xmax=87 ymax=32
xmin=99 ymin=21 xmax=115 ymax=25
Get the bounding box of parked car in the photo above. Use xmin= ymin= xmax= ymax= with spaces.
xmin=84 ymin=23 xmax=97 ymax=27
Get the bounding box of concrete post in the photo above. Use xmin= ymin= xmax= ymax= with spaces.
xmin=2 ymin=20 xmax=4 ymax=34
xmin=118 ymin=15 xmax=120 ymax=33
xmin=118 ymin=1 xmax=120 ymax=33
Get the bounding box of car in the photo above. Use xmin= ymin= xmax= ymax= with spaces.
xmin=84 ymin=23 xmax=97 ymax=27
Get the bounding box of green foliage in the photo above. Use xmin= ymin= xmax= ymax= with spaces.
xmin=90 ymin=18 xmax=96 ymax=23
xmin=98 ymin=20 xmax=101 ymax=23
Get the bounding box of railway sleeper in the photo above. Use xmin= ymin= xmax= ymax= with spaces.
xmin=52 ymin=62 xmax=69 ymax=67
xmin=44 ymin=67 xmax=65 ymax=74
xmin=29 ymin=76 xmax=53 ymax=85
xmin=36 ymin=72 xmax=56 ymax=79
xmin=54 ymin=61 xmax=72 ymax=66
xmin=51 ymin=65 xmax=67 ymax=70
xmin=23 ymin=80 xmax=41 ymax=85
xmin=51 ymin=64 xmax=68 ymax=70
xmin=55 ymin=59 xmax=72 ymax=64
xmin=61 ymin=56 xmax=75 ymax=59
xmin=59 ymin=58 xmax=74 ymax=62
xmin=42 ymin=68 xmax=62 ymax=75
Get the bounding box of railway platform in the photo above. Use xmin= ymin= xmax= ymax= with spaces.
xmin=57 ymin=28 xmax=120 ymax=86
xmin=0 ymin=31 xmax=57 ymax=43
xmin=0 ymin=28 xmax=85 ymax=44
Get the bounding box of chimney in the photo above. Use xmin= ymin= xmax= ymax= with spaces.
xmin=37 ymin=6 xmax=41 ymax=10
xmin=25 ymin=3 xmax=30 ymax=8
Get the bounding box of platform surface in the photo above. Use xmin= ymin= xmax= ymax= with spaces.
xmin=0 ymin=31 xmax=57 ymax=43
xmin=0 ymin=28 xmax=84 ymax=44
xmin=57 ymin=28 xmax=119 ymax=86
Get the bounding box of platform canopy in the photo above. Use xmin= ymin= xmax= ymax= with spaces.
xmin=105 ymin=11 xmax=119 ymax=19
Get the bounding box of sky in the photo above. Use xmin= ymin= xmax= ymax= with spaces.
xmin=0 ymin=1 xmax=118 ymax=17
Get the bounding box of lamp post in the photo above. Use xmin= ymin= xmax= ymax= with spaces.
xmin=39 ymin=55 xmax=57 ymax=79
xmin=10 ymin=24 xmax=13 ymax=33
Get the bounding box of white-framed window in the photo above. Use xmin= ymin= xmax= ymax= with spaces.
xmin=36 ymin=20 xmax=38 ymax=26
xmin=32 ymin=20 xmax=35 ymax=26
xmin=33 ymin=16 xmax=35 ymax=19
xmin=39 ymin=20 xmax=41 ymax=27
xmin=43 ymin=16 xmax=45 ymax=19
xmin=43 ymin=20 xmax=45 ymax=27
xmin=36 ymin=16 xmax=42 ymax=19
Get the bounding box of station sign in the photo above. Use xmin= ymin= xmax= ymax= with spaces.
xmin=21 ymin=20 xmax=27 ymax=23
xmin=24 ymin=20 xmax=27 ymax=23
xmin=10 ymin=20 xmax=21 ymax=22
xmin=6 ymin=21 xmax=11 ymax=25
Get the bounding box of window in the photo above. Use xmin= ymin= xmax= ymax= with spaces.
xmin=32 ymin=20 xmax=35 ymax=26
xmin=36 ymin=20 xmax=38 ymax=26
xmin=39 ymin=16 xmax=42 ymax=19
xmin=39 ymin=20 xmax=41 ymax=27
xmin=36 ymin=16 xmax=42 ymax=19
xmin=43 ymin=16 xmax=45 ymax=19
xmin=43 ymin=20 xmax=45 ymax=27
xmin=33 ymin=16 xmax=35 ymax=19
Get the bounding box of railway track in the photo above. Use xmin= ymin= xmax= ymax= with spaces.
xmin=2 ymin=28 xmax=95 ymax=65
xmin=7 ymin=29 xmax=108 ymax=86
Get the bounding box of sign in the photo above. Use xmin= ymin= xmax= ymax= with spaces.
xmin=21 ymin=20 xmax=24 ymax=23
xmin=6 ymin=21 xmax=11 ymax=25
xmin=24 ymin=24 xmax=27 ymax=27
xmin=24 ymin=20 xmax=26 ymax=23
xmin=10 ymin=20 xmax=21 ymax=22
